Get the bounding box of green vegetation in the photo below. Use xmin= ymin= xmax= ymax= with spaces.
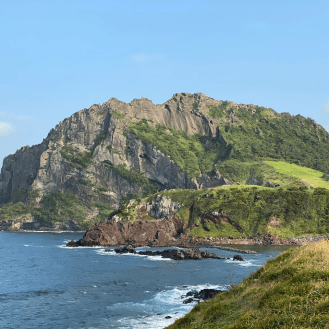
xmin=125 ymin=104 xmax=329 ymax=182
xmin=134 ymin=185 xmax=329 ymax=238
xmin=97 ymin=185 xmax=108 ymax=192
xmin=168 ymin=240 xmax=329 ymax=328
xmin=91 ymin=133 xmax=108 ymax=155
xmin=103 ymin=163 xmax=158 ymax=195
xmin=0 ymin=190 xmax=91 ymax=226
xmin=112 ymin=109 xmax=125 ymax=120
xmin=60 ymin=146 xmax=93 ymax=170
xmin=129 ymin=120 xmax=227 ymax=177
xmin=79 ymin=178 xmax=93 ymax=186
xmin=92 ymin=202 xmax=115 ymax=220
xmin=207 ymin=101 xmax=229 ymax=119
xmin=51 ymin=134 xmax=60 ymax=142
xmin=128 ymin=107 xmax=329 ymax=182
xmin=113 ymin=150 xmax=123 ymax=160
xmin=264 ymin=160 xmax=329 ymax=189
xmin=216 ymin=160 xmax=307 ymax=188
xmin=0 ymin=201 xmax=30 ymax=221
xmin=10 ymin=189 xmax=40 ymax=204
xmin=216 ymin=106 xmax=329 ymax=174
xmin=192 ymin=103 xmax=199 ymax=110
xmin=79 ymin=219 xmax=94 ymax=229
xmin=32 ymin=191 xmax=86 ymax=223
xmin=26 ymin=175 xmax=34 ymax=185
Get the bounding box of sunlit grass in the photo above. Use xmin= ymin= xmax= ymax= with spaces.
xmin=167 ymin=240 xmax=329 ymax=329
xmin=264 ymin=160 xmax=329 ymax=189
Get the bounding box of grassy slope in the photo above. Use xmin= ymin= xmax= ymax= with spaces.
xmin=167 ymin=240 xmax=329 ymax=329
xmin=264 ymin=161 xmax=329 ymax=189
xmin=112 ymin=184 xmax=329 ymax=239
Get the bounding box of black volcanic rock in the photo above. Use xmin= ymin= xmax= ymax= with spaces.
xmin=182 ymin=288 xmax=222 ymax=303
xmin=113 ymin=245 xmax=224 ymax=260
xmin=233 ymin=254 xmax=244 ymax=261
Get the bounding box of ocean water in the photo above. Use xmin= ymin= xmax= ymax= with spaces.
xmin=0 ymin=232 xmax=290 ymax=329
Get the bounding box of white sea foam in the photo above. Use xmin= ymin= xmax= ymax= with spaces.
xmin=117 ymin=313 xmax=183 ymax=329
xmin=94 ymin=249 xmax=170 ymax=261
xmin=225 ymin=258 xmax=260 ymax=267
xmin=94 ymin=249 xmax=116 ymax=255
xmin=22 ymin=230 xmax=84 ymax=233
xmin=57 ymin=244 xmax=103 ymax=249
xmin=23 ymin=244 xmax=44 ymax=248
xmin=111 ymin=283 xmax=226 ymax=329
xmin=23 ymin=230 xmax=51 ymax=233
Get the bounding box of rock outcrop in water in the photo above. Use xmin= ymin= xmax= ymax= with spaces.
xmin=111 ymin=245 xmax=225 ymax=260
xmin=182 ymin=289 xmax=223 ymax=304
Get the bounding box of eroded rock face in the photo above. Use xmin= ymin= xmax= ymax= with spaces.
xmin=0 ymin=93 xmax=233 ymax=215
xmin=73 ymin=216 xmax=186 ymax=247
xmin=145 ymin=194 xmax=182 ymax=219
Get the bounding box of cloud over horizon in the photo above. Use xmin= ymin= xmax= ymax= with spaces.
xmin=0 ymin=122 xmax=15 ymax=136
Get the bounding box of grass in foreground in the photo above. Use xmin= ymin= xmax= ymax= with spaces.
xmin=167 ymin=240 xmax=329 ymax=329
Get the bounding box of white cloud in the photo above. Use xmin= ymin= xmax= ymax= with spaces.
xmin=0 ymin=122 xmax=15 ymax=136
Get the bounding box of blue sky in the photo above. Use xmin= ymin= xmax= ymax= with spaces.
xmin=0 ymin=0 xmax=328 ymax=165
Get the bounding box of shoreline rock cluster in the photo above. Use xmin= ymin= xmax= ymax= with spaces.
xmin=182 ymin=288 xmax=223 ymax=304
xmin=73 ymin=244 xmax=246 ymax=261
xmin=107 ymin=245 xmax=231 ymax=261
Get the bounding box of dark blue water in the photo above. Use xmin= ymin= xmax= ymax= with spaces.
xmin=0 ymin=232 xmax=290 ymax=329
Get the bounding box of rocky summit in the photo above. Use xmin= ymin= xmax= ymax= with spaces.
xmin=1 ymin=92 xmax=329 ymax=232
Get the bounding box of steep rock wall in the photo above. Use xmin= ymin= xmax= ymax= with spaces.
xmin=0 ymin=93 xmax=233 ymax=224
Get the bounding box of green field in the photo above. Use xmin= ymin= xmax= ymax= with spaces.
xmin=264 ymin=161 xmax=329 ymax=189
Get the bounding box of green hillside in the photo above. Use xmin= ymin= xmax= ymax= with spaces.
xmin=167 ymin=240 xmax=329 ymax=329
xmin=129 ymin=104 xmax=329 ymax=178
xmin=112 ymin=181 xmax=329 ymax=239
xmin=2 ymin=97 xmax=329 ymax=229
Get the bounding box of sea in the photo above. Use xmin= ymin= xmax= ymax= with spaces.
xmin=0 ymin=231 xmax=291 ymax=329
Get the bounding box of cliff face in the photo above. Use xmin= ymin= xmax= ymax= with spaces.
xmin=2 ymin=92 xmax=328 ymax=229
xmin=0 ymin=93 xmax=233 ymax=226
